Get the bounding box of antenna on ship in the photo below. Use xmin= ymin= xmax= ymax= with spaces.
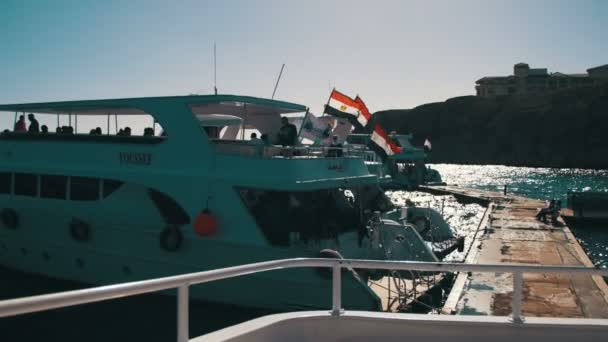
xmin=214 ymin=42 xmax=218 ymax=95
xmin=271 ymin=63 xmax=285 ymax=99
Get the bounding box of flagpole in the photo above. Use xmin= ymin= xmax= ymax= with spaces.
xmin=322 ymin=87 xmax=334 ymax=117
xmin=297 ymin=107 xmax=309 ymax=138
xmin=271 ymin=63 xmax=285 ymax=99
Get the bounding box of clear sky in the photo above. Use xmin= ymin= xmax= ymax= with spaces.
xmin=0 ymin=0 xmax=606 ymax=131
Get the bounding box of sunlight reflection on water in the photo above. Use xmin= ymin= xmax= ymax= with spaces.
xmin=429 ymin=164 xmax=608 ymax=268
xmin=387 ymin=191 xmax=484 ymax=262
xmin=431 ymin=164 xmax=608 ymax=202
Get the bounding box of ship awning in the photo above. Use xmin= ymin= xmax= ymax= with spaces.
xmin=196 ymin=114 xmax=243 ymax=127
xmin=0 ymin=94 xmax=307 ymax=116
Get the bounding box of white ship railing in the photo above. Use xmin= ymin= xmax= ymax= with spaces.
xmin=0 ymin=258 xmax=607 ymax=342
xmin=212 ymin=141 xmax=376 ymax=160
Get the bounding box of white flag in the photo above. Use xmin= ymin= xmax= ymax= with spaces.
xmin=424 ymin=138 xmax=432 ymax=151
xmin=298 ymin=112 xmax=334 ymax=145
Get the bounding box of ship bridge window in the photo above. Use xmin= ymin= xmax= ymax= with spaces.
xmin=14 ymin=173 xmax=38 ymax=196
xmin=70 ymin=177 xmax=99 ymax=201
xmin=41 ymin=175 xmax=68 ymax=199
xmin=0 ymin=172 xmax=10 ymax=194
xmin=103 ymin=179 xmax=123 ymax=198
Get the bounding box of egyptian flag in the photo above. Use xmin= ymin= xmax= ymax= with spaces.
xmin=324 ymin=89 xmax=360 ymax=125
xmin=354 ymin=95 xmax=372 ymax=128
xmin=368 ymin=123 xmax=402 ymax=160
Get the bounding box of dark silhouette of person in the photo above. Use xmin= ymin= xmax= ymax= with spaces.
xmin=124 ymin=127 xmax=132 ymax=136
xmin=14 ymin=115 xmax=26 ymax=132
xmin=536 ymin=199 xmax=556 ymax=222
xmin=327 ymin=135 xmax=343 ymax=157
xmin=277 ymin=117 xmax=297 ymax=146
xmin=260 ymin=133 xmax=271 ymax=146
xmin=41 ymin=125 xmax=48 ymax=134
xmin=250 ymin=132 xmax=264 ymax=144
xmin=27 ymin=114 xmax=39 ymax=133
xmin=95 ymin=127 xmax=102 ymax=135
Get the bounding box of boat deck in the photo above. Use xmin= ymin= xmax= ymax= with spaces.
xmin=420 ymin=185 xmax=608 ymax=318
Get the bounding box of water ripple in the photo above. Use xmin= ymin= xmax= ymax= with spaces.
xmin=429 ymin=164 xmax=608 ymax=268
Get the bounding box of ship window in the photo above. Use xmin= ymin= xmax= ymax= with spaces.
xmin=103 ymin=179 xmax=123 ymax=198
xmin=0 ymin=172 xmax=10 ymax=194
xmin=41 ymin=175 xmax=68 ymax=199
xmin=70 ymin=177 xmax=99 ymax=201
xmin=147 ymin=189 xmax=190 ymax=225
xmin=236 ymin=187 xmax=365 ymax=246
xmin=14 ymin=173 xmax=37 ymax=196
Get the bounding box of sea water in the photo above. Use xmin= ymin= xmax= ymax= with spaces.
xmin=430 ymin=164 xmax=608 ymax=268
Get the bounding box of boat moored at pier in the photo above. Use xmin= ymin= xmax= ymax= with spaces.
xmin=0 ymin=94 xmax=462 ymax=311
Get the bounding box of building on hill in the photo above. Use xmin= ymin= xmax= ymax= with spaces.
xmin=476 ymin=63 xmax=608 ymax=98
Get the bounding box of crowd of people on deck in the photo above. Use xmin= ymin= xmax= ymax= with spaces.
xmin=238 ymin=117 xmax=350 ymax=158
xmin=3 ymin=114 xmax=160 ymax=138
xmin=6 ymin=114 xmax=345 ymax=159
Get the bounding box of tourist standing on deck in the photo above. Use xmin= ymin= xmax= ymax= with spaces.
xmin=14 ymin=115 xmax=26 ymax=132
xmin=277 ymin=117 xmax=297 ymax=146
xmin=28 ymin=114 xmax=39 ymax=133
xmin=327 ymin=135 xmax=343 ymax=157
xmin=260 ymin=133 xmax=271 ymax=146
xmin=250 ymin=132 xmax=263 ymax=144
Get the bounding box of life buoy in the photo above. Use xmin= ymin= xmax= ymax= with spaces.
xmin=70 ymin=218 xmax=91 ymax=242
xmin=160 ymin=226 xmax=183 ymax=252
xmin=1 ymin=208 xmax=19 ymax=229
xmin=193 ymin=209 xmax=218 ymax=236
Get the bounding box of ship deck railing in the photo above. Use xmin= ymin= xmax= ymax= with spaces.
xmin=1 ymin=259 xmax=607 ymax=341
xmin=212 ymin=140 xmax=380 ymax=161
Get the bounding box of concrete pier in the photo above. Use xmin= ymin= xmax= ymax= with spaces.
xmin=420 ymin=185 xmax=608 ymax=318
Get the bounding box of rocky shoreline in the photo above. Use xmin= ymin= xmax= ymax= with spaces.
xmin=373 ymin=84 xmax=608 ymax=169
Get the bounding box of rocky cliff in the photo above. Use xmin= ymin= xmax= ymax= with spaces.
xmin=373 ymin=84 xmax=608 ymax=169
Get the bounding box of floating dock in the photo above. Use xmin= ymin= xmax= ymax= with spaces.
xmin=420 ymin=185 xmax=608 ymax=318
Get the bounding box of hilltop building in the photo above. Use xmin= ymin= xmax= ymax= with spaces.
xmin=476 ymin=63 xmax=608 ymax=98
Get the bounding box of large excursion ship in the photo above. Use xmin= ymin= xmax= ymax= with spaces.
xmin=0 ymin=94 xmax=457 ymax=311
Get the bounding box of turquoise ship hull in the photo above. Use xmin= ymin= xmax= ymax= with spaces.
xmin=0 ymin=95 xmax=439 ymax=311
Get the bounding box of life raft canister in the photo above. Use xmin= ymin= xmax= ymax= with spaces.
xmin=193 ymin=209 xmax=218 ymax=236
xmin=1 ymin=208 xmax=19 ymax=229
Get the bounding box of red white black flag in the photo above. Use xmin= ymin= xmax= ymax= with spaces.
xmin=324 ymin=89 xmax=373 ymax=129
xmin=354 ymin=95 xmax=372 ymax=128
xmin=368 ymin=123 xmax=402 ymax=159
xmin=324 ymin=89 xmax=360 ymax=122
